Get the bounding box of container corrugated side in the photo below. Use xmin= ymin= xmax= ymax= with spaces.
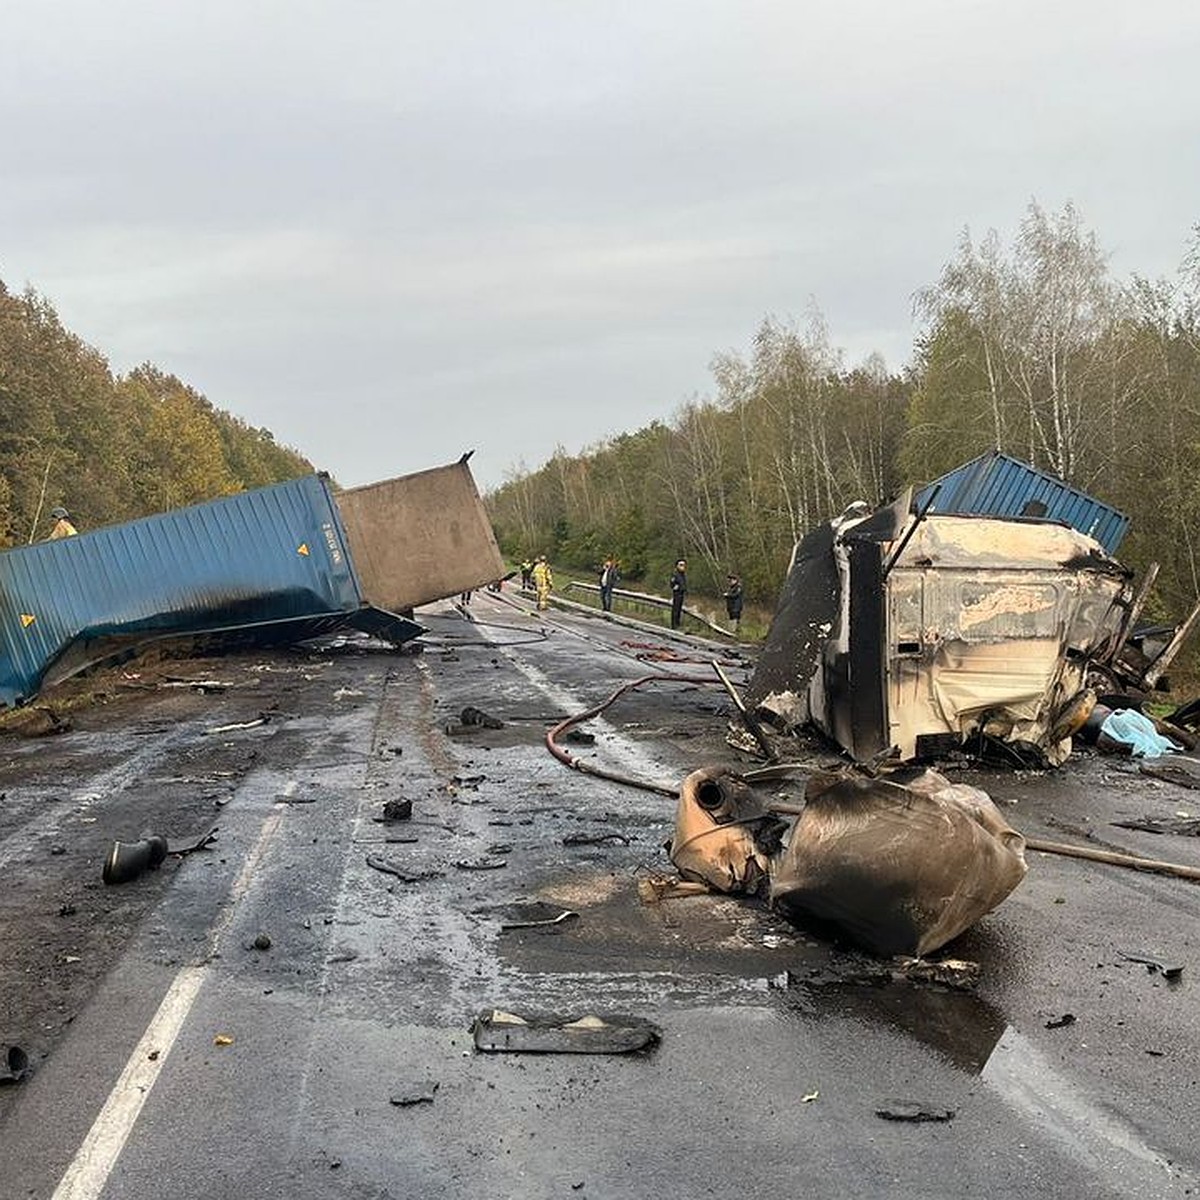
xmin=916 ymin=451 xmax=1129 ymax=553
xmin=0 ymin=475 xmax=365 ymax=705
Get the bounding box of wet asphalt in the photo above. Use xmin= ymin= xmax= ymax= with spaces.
xmin=1 ymin=591 xmax=1199 ymax=1198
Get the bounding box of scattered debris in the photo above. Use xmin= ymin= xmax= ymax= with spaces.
xmin=1045 ymin=1013 xmax=1077 ymax=1029
xmin=213 ymin=1034 xmax=234 ymax=1047
xmin=1136 ymin=761 xmax=1200 ymax=792
xmin=451 ymin=774 xmax=486 ymax=789
xmin=102 ymin=826 xmax=218 ymax=885
xmin=1112 ymin=814 xmax=1200 ymax=836
xmin=563 ymin=729 xmax=596 ymax=746
xmin=1025 ymin=836 xmax=1200 ymax=883
xmin=891 ymin=957 xmax=981 ymax=990
xmin=364 ymin=855 xmax=442 ymax=884
xmin=800 ymin=1090 xmax=819 ymax=1103
xmin=636 ymin=874 xmax=710 ymax=903
xmin=102 ymin=836 xmax=167 ymax=885
xmin=484 ymin=902 xmax=579 ymax=931
xmin=460 ymin=706 xmax=504 ymax=729
xmin=390 ymin=1082 xmax=438 ymax=1107
xmin=712 ymin=659 xmax=776 ymax=763
xmin=0 ymin=1044 xmax=31 ymax=1085
xmin=471 ymin=1010 xmax=660 ymax=1055
xmin=205 ymin=714 xmax=271 ymax=736
xmin=160 ymin=678 xmax=230 ymax=694
xmin=381 ymin=798 xmax=413 ymax=822
xmin=562 ymin=832 xmax=631 ymax=847
xmin=875 ymin=1100 xmax=955 ymax=1123
xmin=1119 ymin=951 xmax=1183 ymax=979
xmin=252 ymin=933 xmax=272 ymax=951
xmin=454 ymin=857 xmax=508 ymax=871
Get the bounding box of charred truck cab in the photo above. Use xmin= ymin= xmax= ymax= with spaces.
xmin=748 ymin=493 xmax=1132 ymax=767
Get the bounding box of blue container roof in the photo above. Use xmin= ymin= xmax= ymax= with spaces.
xmin=915 ymin=450 xmax=1129 ymax=553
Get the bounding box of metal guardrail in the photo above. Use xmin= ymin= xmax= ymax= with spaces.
xmin=564 ymin=581 xmax=734 ymax=638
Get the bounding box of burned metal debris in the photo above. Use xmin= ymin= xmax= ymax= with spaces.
xmin=471 ymin=1010 xmax=661 ymax=1055
xmin=746 ymin=490 xmax=1139 ymax=768
xmin=102 ymin=826 xmax=218 ymax=885
xmin=670 ymin=764 xmax=1027 ymax=957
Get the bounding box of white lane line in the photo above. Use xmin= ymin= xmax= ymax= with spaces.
xmin=50 ymin=801 xmax=287 ymax=1200
xmin=50 ymin=967 xmax=206 ymax=1200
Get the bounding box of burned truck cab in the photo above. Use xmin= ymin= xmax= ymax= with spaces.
xmin=749 ymin=496 xmax=1132 ymax=767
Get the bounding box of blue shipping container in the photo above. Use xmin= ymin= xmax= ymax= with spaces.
xmin=0 ymin=474 xmax=422 ymax=707
xmin=914 ymin=450 xmax=1129 ymax=553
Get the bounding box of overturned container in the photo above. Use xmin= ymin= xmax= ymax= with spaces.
xmin=747 ymin=495 xmax=1132 ymax=766
xmin=0 ymin=458 xmax=504 ymax=707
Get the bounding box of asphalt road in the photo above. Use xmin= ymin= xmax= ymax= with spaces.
xmin=1 ymin=591 xmax=1198 ymax=1199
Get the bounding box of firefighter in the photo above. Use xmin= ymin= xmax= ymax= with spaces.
xmin=531 ymin=555 xmax=553 ymax=611
xmin=48 ymin=507 xmax=78 ymax=540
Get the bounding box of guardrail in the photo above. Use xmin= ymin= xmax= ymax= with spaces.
xmin=564 ymin=581 xmax=735 ymax=639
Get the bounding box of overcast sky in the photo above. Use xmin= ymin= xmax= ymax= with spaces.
xmin=1 ymin=2 xmax=1197 ymax=489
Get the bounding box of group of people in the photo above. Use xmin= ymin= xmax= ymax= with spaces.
xmin=518 ymin=555 xmax=554 ymax=610
xmin=515 ymin=551 xmax=744 ymax=631
xmin=668 ymin=560 xmax=743 ymax=631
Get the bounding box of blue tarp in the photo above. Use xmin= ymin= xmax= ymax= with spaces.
xmin=1100 ymin=710 xmax=1179 ymax=758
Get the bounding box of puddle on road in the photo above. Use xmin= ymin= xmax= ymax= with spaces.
xmin=783 ymin=975 xmax=1008 ymax=1072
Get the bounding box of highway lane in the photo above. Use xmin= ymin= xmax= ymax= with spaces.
xmin=0 ymin=594 xmax=1197 ymax=1198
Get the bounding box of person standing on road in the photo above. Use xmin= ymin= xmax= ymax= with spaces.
xmin=669 ymin=559 xmax=687 ymax=630
xmin=532 ymin=555 xmax=553 ymax=611
xmin=47 ymin=507 xmax=78 ymax=539
xmin=723 ymin=573 xmax=744 ymax=633
xmin=520 ymin=557 xmax=534 ymax=590
xmin=599 ymin=557 xmax=620 ymax=612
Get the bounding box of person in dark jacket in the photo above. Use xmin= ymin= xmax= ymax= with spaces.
xmin=599 ymin=557 xmax=620 ymax=612
xmin=723 ymin=573 xmax=744 ymax=632
xmin=669 ymin=559 xmax=687 ymax=630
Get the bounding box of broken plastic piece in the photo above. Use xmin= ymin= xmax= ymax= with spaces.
xmin=472 ymin=1010 xmax=660 ymax=1055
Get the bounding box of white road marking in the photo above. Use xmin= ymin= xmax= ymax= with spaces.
xmin=50 ymin=967 xmax=205 ymax=1200
xmin=50 ymin=800 xmax=287 ymax=1200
